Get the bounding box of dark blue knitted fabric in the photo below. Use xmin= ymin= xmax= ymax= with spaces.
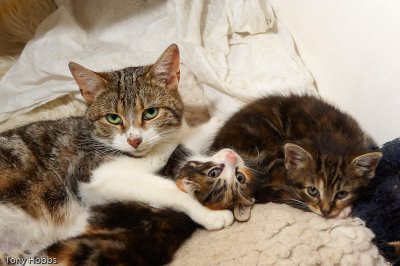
xmin=353 ymin=138 xmax=400 ymax=264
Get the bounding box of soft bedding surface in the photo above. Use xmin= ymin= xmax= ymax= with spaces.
xmin=0 ymin=0 xmax=388 ymax=265
xmin=171 ymin=203 xmax=385 ymax=266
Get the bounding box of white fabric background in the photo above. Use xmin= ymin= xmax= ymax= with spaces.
xmin=0 ymin=0 xmax=316 ymax=122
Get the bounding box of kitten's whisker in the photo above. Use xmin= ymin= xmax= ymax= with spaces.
xmin=283 ymin=198 xmax=309 ymax=211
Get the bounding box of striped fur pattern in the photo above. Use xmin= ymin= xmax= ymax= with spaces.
xmin=0 ymin=149 xmax=250 ymax=266
xmin=161 ymin=145 xmax=259 ymax=222
xmin=36 ymin=202 xmax=197 ymax=266
xmin=210 ymin=94 xmax=382 ymax=218
xmin=0 ymin=44 xmax=186 ymax=252
xmin=31 ymin=149 xmax=252 ymax=266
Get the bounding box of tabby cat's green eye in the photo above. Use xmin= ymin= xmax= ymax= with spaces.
xmin=143 ymin=107 xmax=159 ymax=120
xmin=106 ymin=114 xmax=123 ymax=125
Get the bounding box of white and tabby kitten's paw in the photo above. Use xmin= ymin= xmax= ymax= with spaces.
xmin=195 ymin=209 xmax=234 ymax=231
xmin=337 ymin=206 xmax=352 ymax=219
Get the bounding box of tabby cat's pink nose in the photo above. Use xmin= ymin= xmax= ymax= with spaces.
xmin=128 ymin=137 xmax=142 ymax=149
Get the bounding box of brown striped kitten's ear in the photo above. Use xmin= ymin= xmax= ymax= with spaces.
xmin=351 ymin=152 xmax=382 ymax=178
xmin=147 ymin=44 xmax=180 ymax=89
xmin=69 ymin=62 xmax=108 ymax=104
xmin=284 ymin=143 xmax=313 ymax=170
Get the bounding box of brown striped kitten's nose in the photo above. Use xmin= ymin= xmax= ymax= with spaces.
xmin=321 ymin=206 xmax=332 ymax=217
xmin=128 ymin=137 xmax=142 ymax=149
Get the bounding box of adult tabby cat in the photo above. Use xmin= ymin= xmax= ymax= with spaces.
xmin=19 ymin=148 xmax=257 ymax=266
xmin=210 ymin=94 xmax=382 ymax=218
xmin=0 ymin=44 xmax=233 ymax=255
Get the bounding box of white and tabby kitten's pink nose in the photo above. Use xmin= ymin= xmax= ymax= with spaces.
xmin=127 ymin=137 xmax=142 ymax=149
xmin=212 ymin=149 xmax=243 ymax=167
xmin=225 ymin=151 xmax=238 ymax=166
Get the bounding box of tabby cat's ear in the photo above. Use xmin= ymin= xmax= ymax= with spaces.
xmin=234 ymin=202 xmax=253 ymax=222
xmin=147 ymin=44 xmax=180 ymax=89
xmin=284 ymin=143 xmax=313 ymax=170
xmin=351 ymin=152 xmax=382 ymax=178
xmin=69 ymin=62 xmax=108 ymax=104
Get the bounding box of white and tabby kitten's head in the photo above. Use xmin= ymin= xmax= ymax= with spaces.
xmin=176 ymin=149 xmax=259 ymax=221
xmin=69 ymin=44 xmax=183 ymax=157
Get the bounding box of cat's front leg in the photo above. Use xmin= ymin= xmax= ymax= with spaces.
xmin=181 ymin=197 xmax=234 ymax=230
xmin=149 ymin=185 xmax=234 ymax=230
xmin=81 ymin=161 xmax=234 ymax=230
xmin=181 ymin=117 xmax=225 ymax=154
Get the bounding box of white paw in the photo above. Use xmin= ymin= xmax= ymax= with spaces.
xmin=198 ymin=209 xmax=234 ymax=231
xmin=337 ymin=206 xmax=352 ymax=219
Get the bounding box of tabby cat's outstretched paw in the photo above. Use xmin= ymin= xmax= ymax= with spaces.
xmin=197 ymin=209 xmax=234 ymax=231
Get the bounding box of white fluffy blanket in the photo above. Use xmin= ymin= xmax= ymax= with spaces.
xmin=172 ymin=203 xmax=385 ymax=266
xmin=0 ymin=0 xmax=387 ymax=265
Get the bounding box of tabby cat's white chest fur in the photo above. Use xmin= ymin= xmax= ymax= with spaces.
xmin=79 ymin=141 xmax=179 ymax=206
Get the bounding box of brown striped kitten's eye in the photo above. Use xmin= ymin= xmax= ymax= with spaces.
xmin=236 ymin=172 xmax=246 ymax=183
xmin=208 ymin=167 xmax=222 ymax=178
xmin=307 ymin=186 xmax=320 ymax=197
xmin=335 ymin=191 xmax=349 ymax=200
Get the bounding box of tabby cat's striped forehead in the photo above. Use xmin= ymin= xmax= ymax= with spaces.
xmin=88 ymin=63 xmax=183 ymax=127
xmin=105 ymin=66 xmax=177 ymax=107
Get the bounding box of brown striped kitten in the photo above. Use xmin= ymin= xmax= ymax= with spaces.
xmin=210 ymin=94 xmax=382 ymax=218
xmin=0 ymin=44 xmax=233 ymax=256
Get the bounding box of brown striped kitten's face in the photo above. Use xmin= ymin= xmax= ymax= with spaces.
xmin=283 ymin=143 xmax=382 ymax=218
xmin=69 ymin=44 xmax=183 ymax=157
xmin=175 ymin=149 xmax=258 ymax=221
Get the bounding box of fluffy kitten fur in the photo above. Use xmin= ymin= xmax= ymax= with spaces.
xmin=161 ymin=146 xmax=259 ymax=221
xmin=8 ymin=149 xmax=250 ymax=266
xmin=0 ymin=44 xmax=233 ymax=255
xmin=210 ymin=94 xmax=382 ymax=218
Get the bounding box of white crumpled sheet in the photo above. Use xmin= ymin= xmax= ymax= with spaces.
xmin=0 ymin=0 xmax=386 ymax=265
xmin=0 ymin=0 xmax=315 ymax=123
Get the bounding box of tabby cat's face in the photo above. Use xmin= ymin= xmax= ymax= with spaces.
xmin=283 ymin=143 xmax=382 ymax=218
xmin=176 ymin=149 xmax=258 ymax=221
xmin=69 ymin=44 xmax=183 ymax=157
